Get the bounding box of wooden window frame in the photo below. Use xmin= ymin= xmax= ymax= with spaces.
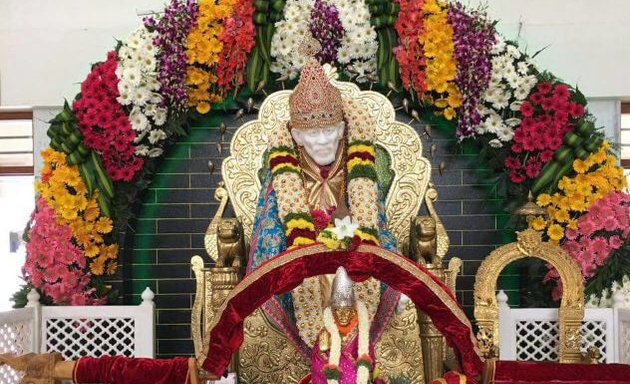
xmin=0 ymin=110 xmax=34 ymax=176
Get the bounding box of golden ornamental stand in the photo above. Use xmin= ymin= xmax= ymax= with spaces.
xmin=408 ymin=184 xmax=462 ymax=382
xmin=473 ymin=193 xmax=585 ymax=363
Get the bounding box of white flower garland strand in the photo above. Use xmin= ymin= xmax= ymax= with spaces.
xmin=270 ymin=0 xmax=315 ymax=78
xmin=329 ymin=0 xmax=378 ymax=81
xmin=356 ymin=301 xmax=370 ymax=384
xmin=476 ymin=37 xmax=537 ymax=148
xmin=270 ymin=0 xmax=377 ymax=81
xmin=116 ymin=26 xmax=169 ymax=158
xmin=322 ymin=301 xmax=371 ymax=384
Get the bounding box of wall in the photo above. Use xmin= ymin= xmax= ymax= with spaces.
xmin=2 ymin=0 xmax=630 ymax=107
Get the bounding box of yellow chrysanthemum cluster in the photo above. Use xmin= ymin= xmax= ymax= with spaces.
xmin=37 ymin=149 xmax=118 ymax=276
xmin=419 ymin=0 xmax=462 ymax=120
xmin=186 ymin=0 xmax=235 ymax=114
xmin=531 ymin=142 xmax=628 ymax=242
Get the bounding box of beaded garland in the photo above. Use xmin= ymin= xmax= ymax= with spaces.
xmin=268 ymin=98 xmax=380 ymax=249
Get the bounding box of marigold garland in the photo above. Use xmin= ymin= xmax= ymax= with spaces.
xmin=532 ymin=142 xmax=628 ymax=243
xmin=186 ymin=0 xmax=235 ymax=114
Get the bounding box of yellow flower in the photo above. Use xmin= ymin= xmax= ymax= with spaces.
xmin=106 ymin=262 xmax=118 ymax=276
xmin=554 ymin=209 xmax=570 ymax=223
xmin=85 ymin=244 xmax=100 ymax=258
xmin=443 ymin=107 xmax=456 ymax=120
xmin=196 ymin=102 xmax=211 ymax=114
xmin=531 ymin=217 xmax=547 ymax=231
xmin=95 ymin=217 xmax=113 ymax=234
xmin=547 ymin=224 xmax=564 ymax=242
xmin=536 ymin=194 xmax=552 ymax=207
xmin=90 ymin=257 xmax=105 ymax=275
xmin=573 ymin=159 xmax=589 ymax=174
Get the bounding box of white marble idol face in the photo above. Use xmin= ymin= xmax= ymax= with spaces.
xmin=291 ymin=121 xmax=345 ymax=166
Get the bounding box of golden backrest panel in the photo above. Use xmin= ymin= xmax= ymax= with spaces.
xmin=221 ymin=64 xmax=431 ymax=247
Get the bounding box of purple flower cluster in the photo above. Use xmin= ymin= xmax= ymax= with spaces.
xmin=144 ymin=0 xmax=199 ymax=113
xmin=309 ymin=0 xmax=344 ymax=63
xmin=448 ymin=3 xmax=496 ymax=139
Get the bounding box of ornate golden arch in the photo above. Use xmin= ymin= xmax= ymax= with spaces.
xmin=473 ymin=228 xmax=585 ymax=363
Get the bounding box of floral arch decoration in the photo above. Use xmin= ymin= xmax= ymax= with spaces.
xmin=19 ymin=0 xmax=629 ymax=308
xmin=473 ymin=228 xmax=585 ymax=363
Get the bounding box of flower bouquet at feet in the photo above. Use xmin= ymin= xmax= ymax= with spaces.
xmin=317 ymin=216 xmax=360 ymax=250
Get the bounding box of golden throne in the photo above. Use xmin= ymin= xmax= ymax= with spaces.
xmin=191 ymin=64 xmax=461 ymax=383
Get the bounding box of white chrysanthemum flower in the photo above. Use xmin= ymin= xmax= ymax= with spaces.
xmin=483 ymin=113 xmax=503 ymax=134
xmin=148 ymin=148 xmax=164 ymax=158
xmin=492 ymin=91 xmax=510 ymax=110
xmin=506 ymin=44 xmax=522 ymax=59
xmin=153 ymin=108 xmax=167 ymax=126
xmin=132 ymin=87 xmax=151 ymax=106
xmin=144 ymin=104 xmax=157 ymax=117
xmin=135 ymin=144 xmax=150 ymax=156
xmin=490 ymin=37 xmax=507 ymax=55
xmin=129 ymin=107 xmax=150 ymax=132
xmin=505 ymin=117 xmax=522 ymax=127
xmin=496 ymin=125 xmax=514 ymax=142
xmin=489 ymin=138 xmax=503 ymax=148
xmin=148 ymin=129 xmax=167 ymax=144
xmin=513 ymin=86 xmax=530 ymax=101
xmin=517 ymin=61 xmax=530 ymax=75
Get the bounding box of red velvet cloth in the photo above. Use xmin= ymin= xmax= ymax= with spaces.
xmin=493 ymin=361 xmax=630 ymax=383
xmin=74 ymin=356 xmax=191 ymax=384
xmin=201 ymin=244 xmax=483 ymax=379
xmin=432 ymin=371 xmax=477 ymax=384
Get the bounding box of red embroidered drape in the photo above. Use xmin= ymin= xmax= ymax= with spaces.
xmin=201 ymin=244 xmax=483 ymax=379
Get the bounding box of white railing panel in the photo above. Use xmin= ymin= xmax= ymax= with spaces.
xmin=0 ymin=307 xmax=36 ymax=384
xmin=41 ymin=297 xmax=154 ymax=360
xmin=496 ymin=291 xmax=617 ymax=363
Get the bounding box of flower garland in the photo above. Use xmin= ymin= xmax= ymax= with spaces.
xmin=215 ymin=0 xmax=257 ymax=93
xmin=270 ymin=0 xmax=377 ymax=81
xmin=475 ymin=38 xmax=538 ymax=147
xmin=562 ymin=192 xmax=630 ymax=280
xmin=144 ymin=0 xmax=199 ymax=115
xmin=24 ymin=198 xmax=99 ymax=305
xmin=186 ymin=0 xmax=235 ymax=114
xmin=116 ymin=27 xmax=170 ymax=158
xmin=393 ymin=0 xmax=427 ymax=93
xmin=322 ymin=301 xmax=371 ymax=384
xmin=73 ymin=52 xmax=144 ymax=182
xmin=37 ymin=149 xmax=118 ymax=277
xmin=268 ymin=98 xmax=380 ymax=249
xmin=505 ymin=81 xmax=586 ymax=184
xmin=270 ymin=0 xmax=315 ymax=78
xmin=448 ymin=3 xmax=495 ymax=139
xmin=531 ymin=142 xmax=628 ymax=242
xmin=419 ymin=0 xmax=462 ymax=120
xmin=329 ymin=0 xmax=378 ymax=81
xmin=309 ymin=0 xmax=345 ymax=64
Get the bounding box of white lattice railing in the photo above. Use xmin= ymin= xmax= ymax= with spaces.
xmin=0 ymin=288 xmax=155 ymax=383
xmin=498 ymin=290 xmax=630 ymax=363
